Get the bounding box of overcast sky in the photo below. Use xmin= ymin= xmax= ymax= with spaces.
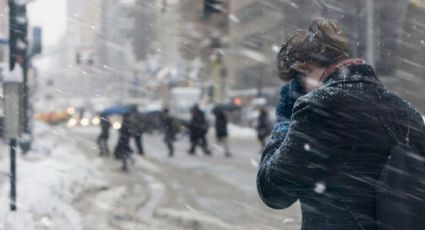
xmin=28 ymin=0 xmax=67 ymax=47
xmin=24 ymin=0 xmax=67 ymax=73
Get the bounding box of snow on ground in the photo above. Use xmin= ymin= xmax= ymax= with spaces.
xmin=228 ymin=123 xmax=257 ymax=139
xmin=0 ymin=122 xmax=263 ymax=230
xmin=0 ymin=122 xmax=106 ymax=230
xmin=208 ymin=123 xmax=257 ymax=140
xmin=155 ymin=208 xmax=234 ymax=230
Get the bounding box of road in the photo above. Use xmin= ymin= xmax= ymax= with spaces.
xmin=67 ymin=126 xmax=301 ymax=230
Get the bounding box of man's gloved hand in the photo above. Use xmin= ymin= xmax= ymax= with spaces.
xmin=271 ymin=79 xmax=305 ymax=140
xmin=276 ymin=78 xmax=304 ymax=121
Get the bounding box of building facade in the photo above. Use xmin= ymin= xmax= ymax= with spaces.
xmin=228 ymin=1 xmax=425 ymax=110
xmin=228 ymin=0 xmax=312 ymax=92
xmin=133 ymin=0 xmax=156 ymax=61
xmin=0 ymin=0 xmax=8 ymax=66
xmin=177 ymin=0 xmax=230 ymax=101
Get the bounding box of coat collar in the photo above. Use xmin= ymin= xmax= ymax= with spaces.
xmin=322 ymin=60 xmax=383 ymax=87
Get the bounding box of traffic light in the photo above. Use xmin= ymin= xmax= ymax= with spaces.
xmin=9 ymin=0 xmax=28 ymax=71
xmin=203 ymin=0 xmax=222 ymax=17
xmin=31 ymin=27 xmax=42 ymax=56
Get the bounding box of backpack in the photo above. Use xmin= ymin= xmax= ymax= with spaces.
xmin=375 ymin=116 xmax=425 ymax=230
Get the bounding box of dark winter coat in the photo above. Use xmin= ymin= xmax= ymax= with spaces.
xmin=119 ymin=114 xmax=132 ymax=138
xmin=257 ymin=63 xmax=425 ymax=230
xmin=115 ymin=113 xmax=132 ymax=155
xmin=163 ymin=114 xmax=179 ymax=142
xmin=99 ymin=117 xmax=111 ymax=139
xmin=257 ymin=110 xmax=271 ymax=139
xmin=129 ymin=112 xmax=145 ymax=136
xmin=189 ymin=108 xmax=209 ymax=139
xmin=214 ymin=110 xmax=228 ymax=138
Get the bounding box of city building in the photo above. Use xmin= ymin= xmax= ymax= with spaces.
xmin=228 ymin=0 xmax=305 ymax=93
xmin=133 ymin=0 xmax=156 ymax=62
xmin=0 ymin=0 xmax=7 ymax=66
xmin=388 ymin=1 xmax=425 ymax=112
xmin=178 ymin=0 xmax=230 ymax=101
xmin=0 ymin=0 xmax=7 ymax=117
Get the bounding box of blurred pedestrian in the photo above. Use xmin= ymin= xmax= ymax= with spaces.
xmin=129 ymin=106 xmax=145 ymax=155
xmin=188 ymin=104 xmax=211 ymax=156
xmin=213 ymin=108 xmax=231 ymax=157
xmin=114 ymin=113 xmax=133 ymax=171
xmin=257 ymin=17 xmax=425 ymax=230
xmin=97 ymin=114 xmax=111 ymax=156
xmin=256 ymin=107 xmax=272 ymax=148
xmin=162 ymin=108 xmax=180 ymax=157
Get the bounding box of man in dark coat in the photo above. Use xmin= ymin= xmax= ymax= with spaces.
xmin=188 ymin=104 xmax=211 ymax=155
xmin=114 ymin=113 xmax=133 ymax=171
xmin=257 ymin=17 xmax=425 ymax=230
xmin=97 ymin=114 xmax=111 ymax=156
xmin=129 ymin=108 xmax=145 ymax=155
xmin=162 ymin=108 xmax=180 ymax=157
xmin=256 ymin=107 xmax=272 ymax=148
xmin=213 ymin=108 xmax=231 ymax=157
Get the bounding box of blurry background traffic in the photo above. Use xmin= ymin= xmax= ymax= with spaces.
xmin=0 ymin=1 xmax=424 ymax=229
xmin=0 ymin=0 xmax=424 ymax=136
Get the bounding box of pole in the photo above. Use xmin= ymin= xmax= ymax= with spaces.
xmin=22 ymin=57 xmax=29 ymax=134
xmin=220 ymin=66 xmax=227 ymax=100
xmin=366 ymin=0 xmax=375 ymax=67
xmin=10 ymin=138 xmax=17 ymax=211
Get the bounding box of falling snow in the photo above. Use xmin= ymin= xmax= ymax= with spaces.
xmin=0 ymin=0 xmax=424 ymax=229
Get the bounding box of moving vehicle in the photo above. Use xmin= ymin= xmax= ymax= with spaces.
xmin=169 ymin=87 xmax=201 ymax=123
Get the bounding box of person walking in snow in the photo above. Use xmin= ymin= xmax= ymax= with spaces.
xmin=188 ymin=104 xmax=211 ymax=156
xmin=114 ymin=112 xmax=133 ymax=171
xmin=256 ymin=107 xmax=272 ymax=148
xmin=257 ymin=17 xmax=425 ymax=229
xmin=213 ymin=107 xmax=232 ymax=157
xmin=129 ymin=106 xmax=145 ymax=155
xmin=97 ymin=114 xmax=111 ymax=156
xmin=162 ymin=108 xmax=180 ymax=157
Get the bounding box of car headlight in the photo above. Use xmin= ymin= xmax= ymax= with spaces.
xmin=67 ymin=118 xmax=78 ymax=127
xmin=67 ymin=107 xmax=76 ymax=115
xmin=92 ymin=117 xmax=100 ymax=125
xmin=113 ymin=122 xmax=121 ymax=130
xmin=80 ymin=118 xmax=90 ymax=126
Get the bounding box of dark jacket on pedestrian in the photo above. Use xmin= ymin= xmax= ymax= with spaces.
xmin=189 ymin=106 xmax=209 ymax=139
xmin=257 ymin=109 xmax=271 ymax=140
xmin=129 ymin=112 xmax=145 ymax=136
xmin=214 ymin=110 xmax=228 ymax=138
xmin=163 ymin=113 xmax=179 ymax=142
xmin=99 ymin=116 xmax=111 ymax=139
xmin=119 ymin=114 xmax=131 ymax=137
xmin=257 ymin=63 xmax=425 ymax=230
xmin=114 ymin=113 xmax=132 ymax=157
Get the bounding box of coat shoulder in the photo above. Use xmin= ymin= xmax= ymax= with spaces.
xmin=295 ymin=86 xmax=346 ymax=111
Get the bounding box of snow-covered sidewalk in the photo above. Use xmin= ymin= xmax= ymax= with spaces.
xmin=0 ymin=122 xmax=296 ymax=230
xmin=0 ymin=123 xmax=106 ymax=230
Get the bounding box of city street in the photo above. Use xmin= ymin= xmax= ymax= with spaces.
xmin=1 ymin=0 xmax=424 ymax=229
xmin=67 ymin=125 xmax=301 ymax=230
